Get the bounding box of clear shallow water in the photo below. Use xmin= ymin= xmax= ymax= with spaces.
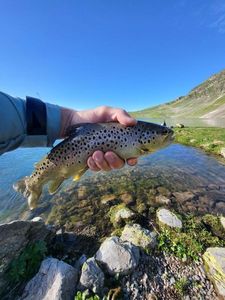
xmin=0 ymin=142 xmax=225 ymax=223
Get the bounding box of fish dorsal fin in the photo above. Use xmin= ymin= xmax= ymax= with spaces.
xmin=65 ymin=123 xmax=93 ymax=137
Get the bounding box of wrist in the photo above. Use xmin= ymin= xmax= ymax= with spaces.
xmin=60 ymin=108 xmax=77 ymax=138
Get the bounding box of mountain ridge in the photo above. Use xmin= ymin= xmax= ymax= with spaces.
xmin=132 ymin=69 xmax=225 ymax=119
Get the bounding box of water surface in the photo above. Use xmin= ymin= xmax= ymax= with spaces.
xmin=0 ymin=143 xmax=224 ymax=224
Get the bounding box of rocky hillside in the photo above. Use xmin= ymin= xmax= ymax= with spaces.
xmin=132 ymin=69 xmax=225 ymax=119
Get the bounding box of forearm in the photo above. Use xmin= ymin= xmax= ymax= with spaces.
xmin=0 ymin=92 xmax=62 ymax=154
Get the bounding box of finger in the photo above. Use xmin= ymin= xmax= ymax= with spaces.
xmin=104 ymin=151 xmax=125 ymax=169
xmin=113 ymin=109 xmax=137 ymax=126
xmin=87 ymin=157 xmax=101 ymax=172
xmin=127 ymin=157 xmax=138 ymax=166
xmin=92 ymin=150 xmax=111 ymax=171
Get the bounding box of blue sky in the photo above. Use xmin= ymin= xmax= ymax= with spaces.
xmin=0 ymin=0 xmax=225 ymax=111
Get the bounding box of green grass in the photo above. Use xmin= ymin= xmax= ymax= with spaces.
xmin=174 ymin=127 xmax=225 ymax=157
xmin=157 ymin=214 xmax=225 ymax=261
xmin=174 ymin=278 xmax=190 ymax=296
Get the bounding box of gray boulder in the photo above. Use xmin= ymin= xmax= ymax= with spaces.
xmin=221 ymin=216 xmax=225 ymax=230
xmin=203 ymin=247 xmax=225 ymax=299
xmin=95 ymin=236 xmax=139 ymax=275
xmin=79 ymin=257 xmax=104 ymax=293
xmin=121 ymin=223 xmax=157 ymax=252
xmin=20 ymin=257 xmax=78 ymax=300
xmin=156 ymin=208 xmax=182 ymax=229
xmin=0 ymin=220 xmax=54 ymax=295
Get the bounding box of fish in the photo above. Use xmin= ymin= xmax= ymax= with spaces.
xmin=14 ymin=121 xmax=174 ymax=210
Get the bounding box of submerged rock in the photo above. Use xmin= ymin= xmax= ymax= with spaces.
xmin=173 ymin=191 xmax=195 ymax=203
xmin=120 ymin=193 xmax=135 ymax=205
xmin=79 ymin=257 xmax=104 ymax=294
xmin=101 ymin=194 xmax=117 ymax=205
xmin=155 ymin=195 xmax=171 ymax=206
xmin=95 ymin=236 xmax=140 ymax=275
xmin=203 ymin=247 xmax=225 ymax=299
xmin=20 ymin=257 xmax=78 ymax=300
xmin=121 ymin=223 xmax=157 ymax=252
xmin=157 ymin=208 xmax=182 ymax=229
xmin=109 ymin=203 xmax=135 ymax=227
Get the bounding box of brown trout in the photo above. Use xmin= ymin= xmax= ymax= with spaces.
xmin=14 ymin=121 xmax=173 ymax=209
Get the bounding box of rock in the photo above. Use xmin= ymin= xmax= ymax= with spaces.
xmin=156 ymin=208 xmax=182 ymax=228
xmin=173 ymin=191 xmax=195 ymax=203
xmin=155 ymin=195 xmax=171 ymax=205
xmin=79 ymin=257 xmax=104 ymax=294
xmin=77 ymin=185 xmax=87 ymax=200
xmin=95 ymin=236 xmax=140 ymax=275
xmin=20 ymin=257 xmax=78 ymax=300
xmin=0 ymin=220 xmax=55 ymax=296
xmin=202 ymin=214 xmax=225 ymax=239
xmin=220 ymin=148 xmax=225 ymax=158
xmin=176 ymin=123 xmax=185 ymax=128
xmin=109 ymin=204 xmax=135 ymax=227
xmin=120 ymin=193 xmax=135 ymax=205
xmin=31 ymin=217 xmax=44 ymax=222
xmin=121 ymin=223 xmax=157 ymax=252
xmin=215 ymin=202 xmax=225 ymax=214
xmin=203 ymin=247 xmax=225 ymax=299
xmin=157 ymin=186 xmax=171 ymax=197
xmin=221 ymin=216 xmax=225 ymax=231
xmin=101 ymin=194 xmax=117 ymax=205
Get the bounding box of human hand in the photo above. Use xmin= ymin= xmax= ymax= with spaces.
xmin=60 ymin=106 xmax=138 ymax=171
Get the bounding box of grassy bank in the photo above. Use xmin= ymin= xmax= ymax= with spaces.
xmin=174 ymin=127 xmax=225 ymax=159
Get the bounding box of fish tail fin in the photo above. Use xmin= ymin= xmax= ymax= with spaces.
xmin=13 ymin=176 xmax=28 ymax=194
xmin=13 ymin=177 xmax=41 ymax=210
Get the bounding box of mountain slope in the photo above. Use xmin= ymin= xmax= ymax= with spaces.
xmin=132 ymin=69 xmax=225 ymax=119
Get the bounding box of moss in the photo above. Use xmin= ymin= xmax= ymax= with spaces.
xmin=202 ymin=214 xmax=225 ymax=239
xmin=157 ymin=214 xmax=225 ymax=261
xmin=7 ymin=241 xmax=47 ymax=283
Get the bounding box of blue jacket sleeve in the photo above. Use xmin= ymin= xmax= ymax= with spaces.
xmin=0 ymin=91 xmax=61 ymax=155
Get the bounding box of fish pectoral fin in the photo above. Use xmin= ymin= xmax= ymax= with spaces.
xmin=73 ymin=166 xmax=88 ymax=181
xmin=48 ymin=178 xmax=64 ymax=194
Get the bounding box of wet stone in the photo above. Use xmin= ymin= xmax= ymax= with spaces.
xmin=101 ymin=194 xmax=117 ymax=205
xmin=121 ymin=223 xmax=157 ymax=252
xmin=173 ymin=191 xmax=195 ymax=203
xmin=77 ymin=185 xmax=88 ymax=200
xmin=120 ymin=193 xmax=135 ymax=205
xmin=215 ymin=202 xmax=225 ymax=214
xmin=157 ymin=186 xmax=171 ymax=197
xmin=155 ymin=195 xmax=171 ymax=206
xmin=157 ymin=208 xmax=182 ymax=228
